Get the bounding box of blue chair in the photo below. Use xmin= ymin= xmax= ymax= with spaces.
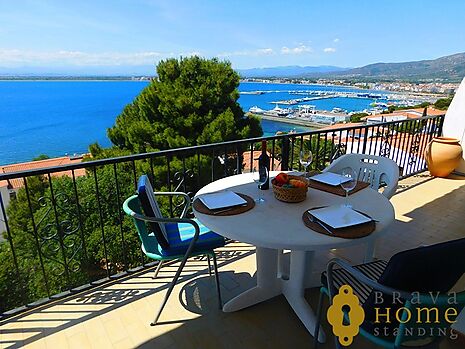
xmin=123 ymin=175 xmax=225 ymax=325
xmin=314 ymin=238 xmax=465 ymax=348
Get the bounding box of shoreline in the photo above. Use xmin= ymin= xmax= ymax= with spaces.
xmin=240 ymin=80 xmax=363 ymax=90
xmin=0 ymin=79 xmax=150 ymax=82
xmin=248 ymin=113 xmax=328 ymax=129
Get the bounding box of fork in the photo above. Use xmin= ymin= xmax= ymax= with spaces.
xmin=308 ymin=214 xmax=334 ymax=235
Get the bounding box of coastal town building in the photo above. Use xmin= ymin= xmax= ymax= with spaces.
xmin=0 ymin=155 xmax=86 ymax=235
xmin=364 ymin=106 xmax=444 ymax=124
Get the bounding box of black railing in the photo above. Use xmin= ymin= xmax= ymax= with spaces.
xmin=0 ymin=114 xmax=444 ymax=319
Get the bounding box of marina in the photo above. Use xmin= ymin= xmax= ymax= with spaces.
xmin=239 ymin=82 xmax=445 ymax=129
xmin=249 ymin=112 xmax=329 ymax=129
xmin=247 ymin=105 xmax=350 ymax=127
xmin=240 ymin=87 xmax=438 ymax=109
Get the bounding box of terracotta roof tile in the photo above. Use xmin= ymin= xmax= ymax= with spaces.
xmin=242 ymin=151 xmax=281 ymax=172
xmin=320 ymin=122 xmax=364 ymax=131
xmin=0 ymin=156 xmax=87 ymax=189
xmin=364 ymin=107 xmax=444 ymax=122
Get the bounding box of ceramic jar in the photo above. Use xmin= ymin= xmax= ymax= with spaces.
xmin=425 ymin=137 xmax=463 ymax=177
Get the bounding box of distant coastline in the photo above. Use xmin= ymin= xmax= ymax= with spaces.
xmin=240 ymin=79 xmax=361 ymax=90
xmin=0 ymin=76 xmax=153 ymax=81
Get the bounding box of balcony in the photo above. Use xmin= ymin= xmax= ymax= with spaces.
xmin=1 ymin=115 xmax=465 ymax=348
xmin=0 ymin=173 xmax=463 ymax=348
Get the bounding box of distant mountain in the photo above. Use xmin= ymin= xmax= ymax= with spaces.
xmin=0 ymin=65 xmax=156 ymax=77
xmin=237 ymin=65 xmax=349 ymax=78
xmin=238 ymin=53 xmax=465 ymax=82
xmin=330 ymin=52 xmax=465 ymax=81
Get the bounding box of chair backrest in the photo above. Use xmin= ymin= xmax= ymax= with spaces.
xmin=378 ymin=237 xmax=465 ymax=293
xmin=362 ymin=238 xmax=465 ymax=344
xmin=137 ymin=175 xmax=170 ymax=249
xmin=324 ymin=153 xmax=399 ymax=198
xmin=123 ymin=195 xmax=164 ymax=256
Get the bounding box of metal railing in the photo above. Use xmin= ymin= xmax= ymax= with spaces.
xmin=0 ymin=114 xmax=444 ymax=319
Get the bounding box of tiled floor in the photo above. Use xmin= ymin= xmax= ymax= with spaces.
xmin=1 ymin=173 xmax=465 ymax=349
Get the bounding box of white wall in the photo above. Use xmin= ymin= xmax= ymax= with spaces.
xmin=443 ymin=77 xmax=465 ymax=174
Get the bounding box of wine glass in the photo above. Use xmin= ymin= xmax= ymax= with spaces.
xmin=340 ymin=167 xmax=357 ymax=208
xmin=299 ymin=149 xmax=313 ymax=178
xmin=252 ymin=166 xmax=268 ymax=203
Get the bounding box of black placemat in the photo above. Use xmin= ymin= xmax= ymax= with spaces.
xmin=302 ymin=209 xmax=376 ymax=239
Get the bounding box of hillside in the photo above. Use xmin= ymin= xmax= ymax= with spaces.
xmin=239 ymin=53 xmax=465 ymax=82
xmin=326 ymin=52 xmax=465 ymax=81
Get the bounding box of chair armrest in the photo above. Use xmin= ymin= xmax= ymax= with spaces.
xmin=326 ymin=258 xmax=412 ymax=301
xmin=152 ymin=192 xmax=191 ymax=218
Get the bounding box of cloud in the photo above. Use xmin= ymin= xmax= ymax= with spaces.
xmin=323 ymin=47 xmax=337 ymax=53
xmin=219 ymin=45 xmax=313 ymax=57
xmin=333 ymin=38 xmax=340 ymax=43
xmin=280 ymin=44 xmax=313 ymax=55
xmin=257 ymin=48 xmax=274 ymax=55
xmin=217 ymin=48 xmax=274 ymax=57
xmin=0 ymin=49 xmax=168 ymax=66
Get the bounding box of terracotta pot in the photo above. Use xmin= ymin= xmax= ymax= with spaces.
xmin=425 ymin=137 xmax=463 ymax=177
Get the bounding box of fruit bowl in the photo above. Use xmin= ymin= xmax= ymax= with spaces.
xmin=271 ymin=174 xmax=308 ymax=203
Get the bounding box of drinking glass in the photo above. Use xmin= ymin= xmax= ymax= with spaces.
xmin=252 ymin=166 xmax=268 ymax=203
xmin=299 ymin=149 xmax=313 ymax=178
xmin=340 ymin=167 xmax=357 ymax=208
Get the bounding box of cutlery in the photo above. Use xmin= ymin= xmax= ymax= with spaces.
xmin=308 ymin=205 xmax=329 ymax=211
xmin=308 ymin=213 xmax=334 ymax=235
xmin=212 ymin=204 xmax=248 ymax=215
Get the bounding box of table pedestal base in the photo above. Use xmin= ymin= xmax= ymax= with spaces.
xmin=223 ymin=247 xmax=326 ymax=343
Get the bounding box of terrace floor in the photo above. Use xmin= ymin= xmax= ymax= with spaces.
xmin=1 ymin=173 xmax=465 ymax=349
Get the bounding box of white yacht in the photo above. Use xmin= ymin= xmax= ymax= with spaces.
xmin=263 ymin=104 xmax=291 ymax=117
xmin=297 ymin=105 xmax=316 ymax=119
xmin=248 ymin=106 xmax=265 ymax=114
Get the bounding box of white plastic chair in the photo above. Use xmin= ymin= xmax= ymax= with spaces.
xmin=324 ymin=153 xmax=399 ymax=262
xmin=323 ymin=153 xmax=399 ymax=199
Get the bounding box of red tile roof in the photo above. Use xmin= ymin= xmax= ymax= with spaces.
xmin=362 ymin=107 xmax=444 ymax=121
xmin=0 ymin=156 xmax=87 ymax=189
xmin=242 ymin=151 xmax=281 ymax=172
xmin=343 ymin=133 xmax=433 ymax=160
xmin=320 ymin=122 xmax=364 ymax=131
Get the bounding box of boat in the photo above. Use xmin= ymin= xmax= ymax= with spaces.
xmin=263 ymin=104 xmax=291 ymax=117
xmin=240 ymin=91 xmax=265 ymax=95
xmin=248 ymin=106 xmax=265 ymax=114
xmin=296 ymin=105 xmax=316 ymax=119
xmin=331 ymin=107 xmax=347 ymax=114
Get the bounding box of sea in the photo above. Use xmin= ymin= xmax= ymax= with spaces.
xmin=0 ymin=81 xmax=383 ymax=165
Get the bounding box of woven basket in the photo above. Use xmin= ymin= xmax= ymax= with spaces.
xmin=272 ymin=175 xmax=308 ymax=203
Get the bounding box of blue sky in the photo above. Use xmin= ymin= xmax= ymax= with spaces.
xmin=0 ymin=0 xmax=464 ymax=73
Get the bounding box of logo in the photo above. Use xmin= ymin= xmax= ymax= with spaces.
xmin=327 ymin=285 xmax=365 ymax=346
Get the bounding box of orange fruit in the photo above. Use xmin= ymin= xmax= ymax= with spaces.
xmin=289 ymin=179 xmax=307 ymax=188
xmin=275 ymin=173 xmax=289 ymax=185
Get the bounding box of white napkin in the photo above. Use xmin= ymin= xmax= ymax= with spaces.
xmin=308 ymin=206 xmax=371 ymax=229
xmin=198 ymin=190 xmax=247 ymax=210
xmin=311 ymin=172 xmax=352 ymax=186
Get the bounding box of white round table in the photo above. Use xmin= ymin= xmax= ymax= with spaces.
xmin=194 ymin=172 xmax=395 ymax=342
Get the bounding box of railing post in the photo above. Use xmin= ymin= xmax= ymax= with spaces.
xmin=361 ymin=126 xmax=369 ymax=155
xmin=236 ymin=145 xmax=242 ymax=174
xmin=281 ymin=136 xmax=290 ymax=171
xmin=437 ymin=114 xmax=445 ymax=136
